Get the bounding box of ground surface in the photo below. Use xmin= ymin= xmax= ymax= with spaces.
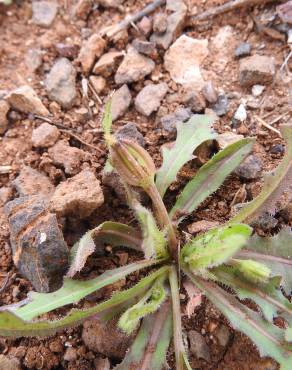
xmin=0 ymin=0 xmax=291 ymax=369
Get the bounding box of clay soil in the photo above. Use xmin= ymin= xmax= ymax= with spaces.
xmin=0 ymin=0 xmax=291 ymax=369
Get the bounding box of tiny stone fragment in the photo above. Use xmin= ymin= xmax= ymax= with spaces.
xmin=233 ymin=103 xmax=247 ymax=122
xmin=78 ymin=35 xmax=106 ymax=74
xmin=115 ymin=47 xmax=155 ymax=84
xmin=214 ymin=325 xmax=231 ymax=347
xmin=211 ymin=93 xmax=229 ymax=116
xmin=55 ymin=43 xmax=79 ymax=59
xmin=135 ymin=83 xmax=168 ymax=116
xmin=111 ymin=84 xmax=132 ymax=121
xmin=235 ymin=155 xmax=263 ymax=180
xmin=137 ymin=16 xmax=152 ymax=37
xmin=25 ymin=48 xmax=42 ymax=72
xmin=252 ymin=84 xmax=265 ymax=97
xmin=72 ymin=0 xmax=92 ymax=19
xmin=160 ymin=107 xmax=191 ymax=134
xmin=153 ymin=12 xmax=168 ymax=34
xmin=13 ymin=166 xmax=55 ymax=196
xmin=216 ymin=132 xmax=244 ymax=150
xmin=45 ymin=58 xmax=77 ymax=109
xmin=182 ymin=90 xmax=206 ymax=113
xmin=0 ymin=100 xmax=10 ymax=134
xmin=48 ymin=140 xmax=90 ymax=175
xmin=94 ymin=357 xmax=110 ymax=370
xmin=49 ymin=169 xmax=104 ymax=219
xmin=32 ymin=1 xmax=58 ymax=27
xmin=89 ymin=75 xmax=106 ymax=94
xmin=31 ymin=122 xmax=60 ymax=148
xmin=187 ymin=220 xmax=219 ymax=234
xmin=132 ymin=39 xmax=157 ymax=57
xmin=235 ymin=42 xmax=251 ymax=58
xmin=239 ymin=55 xmax=275 ymax=87
xmin=202 ymin=81 xmax=218 ymax=104
xmin=6 ymin=85 xmax=49 ymax=116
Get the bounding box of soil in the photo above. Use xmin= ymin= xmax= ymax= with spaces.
xmin=0 ymin=0 xmax=291 ymax=369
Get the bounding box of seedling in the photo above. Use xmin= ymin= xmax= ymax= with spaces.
xmin=0 ymin=101 xmax=291 ymax=370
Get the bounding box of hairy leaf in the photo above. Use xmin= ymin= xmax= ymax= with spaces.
xmin=132 ymin=201 xmax=168 ymax=259
xmin=68 ymin=221 xmax=142 ymax=277
xmin=237 ymin=227 xmax=292 ymax=293
xmin=118 ymin=276 xmax=167 ymax=334
xmin=229 ymin=259 xmax=271 ymax=284
xmin=115 ymin=300 xmax=172 ymax=370
xmin=187 ymin=273 xmax=292 ymax=370
xmin=0 ymin=267 xmax=170 ymax=338
xmin=102 ymin=99 xmax=113 ymax=146
xmin=155 ymin=115 xmax=216 ymax=197
xmin=170 ymin=138 xmax=254 ymax=223
xmin=6 ymin=260 xmax=163 ymax=321
xmin=181 ymin=224 xmax=252 ymax=274
xmin=230 ymin=125 xmax=292 ymax=224
xmin=213 ymin=266 xmax=292 ymax=324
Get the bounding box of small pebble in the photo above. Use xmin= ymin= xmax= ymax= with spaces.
xmin=233 ymin=103 xmax=247 ymax=122
xmin=235 ymin=42 xmax=251 ymax=58
xmin=252 ymin=84 xmax=265 ymax=97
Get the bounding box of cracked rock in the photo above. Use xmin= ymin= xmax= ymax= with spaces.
xmin=48 ymin=140 xmax=90 ymax=175
xmin=45 ymin=58 xmax=77 ymax=109
xmin=49 ymin=169 xmax=104 ymax=219
xmin=6 ymin=85 xmax=49 ymax=116
xmin=4 ymin=195 xmax=68 ymax=292
xmin=135 ymin=83 xmax=168 ymax=116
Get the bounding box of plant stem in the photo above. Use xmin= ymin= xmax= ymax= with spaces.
xmin=147 ymin=184 xmax=178 ymax=261
xmin=169 ymin=266 xmax=185 ymax=370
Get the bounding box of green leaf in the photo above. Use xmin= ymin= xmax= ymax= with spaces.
xmin=155 ymin=115 xmax=216 ymax=197
xmin=229 ymin=259 xmax=271 ymax=284
xmin=170 ymin=138 xmax=254 ymax=223
xmin=181 ymin=224 xmax=252 ymax=274
xmin=0 ymin=267 xmax=170 ymax=338
xmin=132 ymin=201 xmax=168 ymax=259
xmin=115 ymin=300 xmax=172 ymax=370
xmin=7 ymin=259 xmax=163 ymax=321
xmin=237 ymin=227 xmax=292 ymax=293
xmin=68 ymin=221 xmax=142 ymax=277
xmin=213 ymin=265 xmax=292 ymax=324
xmin=102 ymin=99 xmax=113 ymax=146
xmin=118 ymin=276 xmax=167 ymax=334
xmin=230 ymin=125 xmax=292 ymax=224
xmin=186 ymin=273 xmax=292 ymax=370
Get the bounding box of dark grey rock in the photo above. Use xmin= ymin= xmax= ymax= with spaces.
xmin=235 ymin=42 xmax=251 ymax=58
xmin=252 ymin=212 xmax=278 ymax=230
xmin=235 ymin=155 xmax=263 ymax=180
xmin=160 ymin=107 xmax=191 ymax=134
xmin=183 ymin=90 xmax=206 ymax=112
xmin=116 ymin=123 xmax=145 ymax=147
xmin=4 ymin=196 xmax=69 ymax=292
xmin=211 ymin=94 xmax=229 ymax=116
xmin=188 ymin=330 xmax=211 ymax=362
xmin=271 ymin=144 xmax=284 ymax=154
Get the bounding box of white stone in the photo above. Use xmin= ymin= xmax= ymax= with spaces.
xmin=234 ymin=103 xmax=247 ymax=122
xmin=252 ymin=84 xmax=265 ymax=97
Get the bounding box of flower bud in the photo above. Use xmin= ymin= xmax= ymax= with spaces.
xmin=110 ymin=138 xmax=156 ymax=190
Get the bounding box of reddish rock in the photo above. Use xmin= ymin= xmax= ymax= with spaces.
xmin=78 ymin=35 xmax=106 ymax=74
xmin=31 ymin=122 xmax=60 ymax=148
xmin=239 ymin=55 xmax=275 ymax=87
xmin=93 ymin=50 xmax=123 ymax=77
xmin=0 ymin=100 xmax=9 ymax=134
xmin=13 ymin=166 xmax=55 ymax=196
xmin=135 ymin=83 xmax=168 ymax=116
xmin=48 ymin=140 xmax=90 ymax=175
xmin=49 ymin=169 xmax=104 ymax=219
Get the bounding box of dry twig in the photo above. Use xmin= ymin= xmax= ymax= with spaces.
xmin=60 ymin=129 xmax=105 ymax=154
xmin=100 ymin=0 xmax=166 ymax=38
xmin=190 ymin=0 xmax=277 ymax=23
xmin=254 ymin=114 xmax=282 ymax=137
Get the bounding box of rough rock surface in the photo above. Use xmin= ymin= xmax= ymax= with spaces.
xmin=32 ymin=1 xmax=58 ymax=27
xmin=78 ymin=34 xmax=106 ymax=74
xmin=0 ymin=99 xmax=9 ymax=134
xmin=82 ymin=318 xmax=135 ymax=359
xmin=111 ymin=84 xmax=132 ymax=121
xmin=164 ymin=35 xmax=209 ymax=90
xmin=31 ymin=122 xmax=60 ymax=148
xmin=13 ymin=166 xmax=55 ymax=196
xmin=45 ymin=58 xmax=77 ymax=108
xmin=48 ymin=140 xmax=90 ymax=175
xmin=93 ymin=51 xmax=123 ymax=77
xmin=4 ymin=195 xmax=68 ymax=292
xmin=6 ymin=85 xmax=49 ymax=116
xmin=151 ymin=0 xmax=187 ymax=49
xmin=160 ymin=107 xmax=191 ymax=134
xmin=239 ymin=55 xmax=275 ymax=87
xmin=235 ymin=155 xmax=263 ymax=180
xmin=188 ymin=330 xmax=211 ymax=362
xmin=49 ymin=170 xmax=104 ymax=219
xmin=135 ymin=83 xmax=168 ymax=116
xmin=115 ymin=47 xmax=155 ymax=84
xmin=116 ymin=122 xmax=145 ymax=147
